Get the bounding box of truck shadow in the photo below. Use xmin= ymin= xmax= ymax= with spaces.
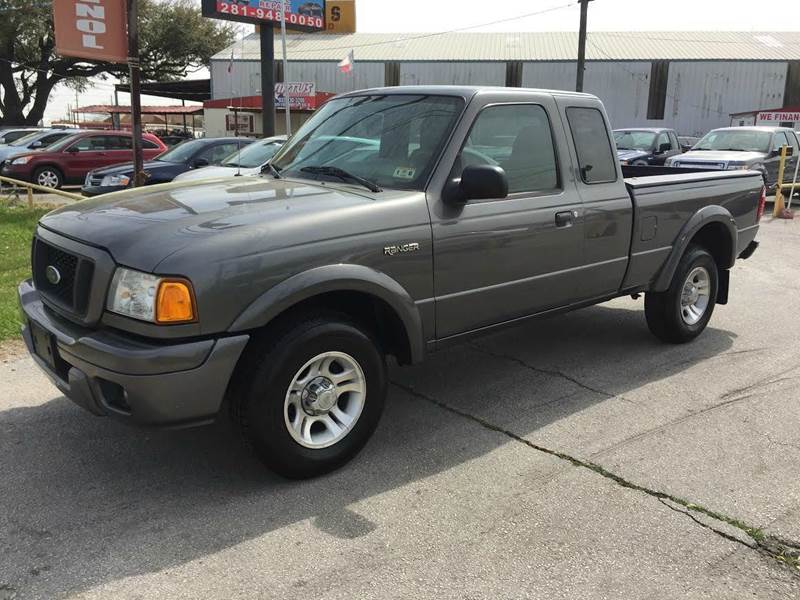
xmin=0 ymin=301 xmax=736 ymax=598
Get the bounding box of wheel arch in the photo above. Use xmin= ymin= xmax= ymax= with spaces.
xmin=652 ymin=205 xmax=737 ymax=292
xmin=229 ymin=264 xmax=426 ymax=365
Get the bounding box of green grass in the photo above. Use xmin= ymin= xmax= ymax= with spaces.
xmin=0 ymin=206 xmax=49 ymax=340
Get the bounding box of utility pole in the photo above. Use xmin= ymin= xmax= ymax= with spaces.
xmin=576 ymin=0 xmax=592 ymax=92
xmin=260 ymin=26 xmax=275 ymax=137
xmin=280 ymin=0 xmax=291 ymax=137
xmin=127 ymin=0 xmax=146 ymax=187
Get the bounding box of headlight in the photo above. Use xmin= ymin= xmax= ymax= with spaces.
xmin=620 ymin=160 xmax=629 ymax=166
xmin=100 ymin=174 xmax=131 ymax=187
xmin=107 ymin=267 xmax=196 ymax=324
xmin=11 ymin=156 xmax=31 ymax=165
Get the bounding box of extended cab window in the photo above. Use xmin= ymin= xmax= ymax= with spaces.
xmin=566 ymin=107 xmax=617 ymax=184
xmin=455 ymin=104 xmax=559 ymax=195
xmin=773 ymin=132 xmax=791 ymax=152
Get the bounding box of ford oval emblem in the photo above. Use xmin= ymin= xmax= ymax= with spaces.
xmin=45 ymin=265 xmax=61 ymax=285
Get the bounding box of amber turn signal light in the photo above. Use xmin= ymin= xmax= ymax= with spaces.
xmin=155 ymin=280 xmax=196 ymax=324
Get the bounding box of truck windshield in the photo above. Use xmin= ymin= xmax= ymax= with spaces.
xmin=221 ymin=139 xmax=283 ymax=168
xmin=693 ymin=130 xmax=771 ymax=153
xmin=270 ymin=94 xmax=465 ymax=191
xmin=614 ymin=130 xmax=657 ymax=151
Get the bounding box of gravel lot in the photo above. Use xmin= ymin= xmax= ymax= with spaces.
xmin=1 ymin=216 xmax=799 ymax=599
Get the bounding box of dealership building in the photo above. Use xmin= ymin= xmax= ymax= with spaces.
xmin=208 ymin=30 xmax=800 ymax=137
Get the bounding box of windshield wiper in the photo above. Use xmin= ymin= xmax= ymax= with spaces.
xmin=300 ymin=166 xmax=382 ymax=192
xmin=262 ymin=162 xmax=281 ymax=179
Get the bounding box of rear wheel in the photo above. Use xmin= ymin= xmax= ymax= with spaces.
xmin=33 ymin=166 xmax=63 ymax=189
xmin=231 ymin=312 xmax=387 ymax=478
xmin=645 ymin=245 xmax=718 ymax=343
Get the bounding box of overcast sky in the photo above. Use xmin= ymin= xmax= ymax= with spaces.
xmin=43 ymin=0 xmax=800 ymax=124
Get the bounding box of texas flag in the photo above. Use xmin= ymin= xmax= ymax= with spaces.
xmin=338 ymin=50 xmax=354 ymax=74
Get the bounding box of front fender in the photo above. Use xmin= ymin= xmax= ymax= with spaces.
xmin=652 ymin=205 xmax=737 ymax=292
xmin=228 ymin=264 xmax=426 ymax=363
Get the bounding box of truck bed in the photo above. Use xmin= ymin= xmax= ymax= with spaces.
xmin=620 ymin=168 xmax=763 ymax=292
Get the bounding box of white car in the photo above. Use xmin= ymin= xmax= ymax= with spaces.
xmin=173 ymin=135 xmax=287 ymax=182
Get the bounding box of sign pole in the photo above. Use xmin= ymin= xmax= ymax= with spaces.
xmin=280 ymin=0 xmax=291 ymax=137
xmin=127 ymin=0 xmax=145 ymax=187
xmin=260 ymin=26 xmax=275 ymax=137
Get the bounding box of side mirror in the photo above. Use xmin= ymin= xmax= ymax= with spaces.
xmin=658 ymin=142 xmax=671 ymax=154
xmin=192 ymin=157 xmax=209 ymax=168
xmin=444 ymin=165 xmax=508 ymax=205
xmin=65 ymin=145 xmax=80 ymax=153
xmin=30 ymin=141 xmax=43 ymax=149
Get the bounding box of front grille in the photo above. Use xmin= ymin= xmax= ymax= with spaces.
xmin=675 ymin=161 xmax=726 ymax=170
xmin=32 ymin=238 xmax=95 ymax=315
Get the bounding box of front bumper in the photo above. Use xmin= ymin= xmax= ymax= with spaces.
xmin=19 ymin=279 xmax=249 ymax=427
xmin=1 ymin=163 xmax=32 ymax=182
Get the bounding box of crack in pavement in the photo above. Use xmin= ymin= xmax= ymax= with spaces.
xmin=468 ymin=343 xmax=641 ymax=406
xmin=391 ymin=381 xmax=800 ymax=577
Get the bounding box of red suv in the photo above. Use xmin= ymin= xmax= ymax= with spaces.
xmin=1 ymin=130 xmax=166 ymax=189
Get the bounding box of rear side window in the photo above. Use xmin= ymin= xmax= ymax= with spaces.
xmin=772 ymin=132 xmax=790 ymax=151
xmin=456 ymin=103 xmax=559 ymax=195
xmin=142 ymin=138 xmax=160 ymax=149
xmin=566 ymin=107 xmax=617 ymax=184
xmin=787 ymin=131 xmax=800 ymax=155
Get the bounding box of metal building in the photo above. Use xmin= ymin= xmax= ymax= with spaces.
xmin=210 ymin=31 xmax=800 ymax=136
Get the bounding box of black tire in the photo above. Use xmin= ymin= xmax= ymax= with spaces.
xmin=645 ymin=245 xmax=718 ymax=343
xmin=33 ymin=166 xmax=63 ymax=189
xmin=230 ymin=312 xmax=387 ymax=479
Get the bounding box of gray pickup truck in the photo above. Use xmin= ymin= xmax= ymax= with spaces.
xmin=19 ymin=86 xmax=764 ymax=478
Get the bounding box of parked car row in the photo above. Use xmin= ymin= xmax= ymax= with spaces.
xmin=614 ymin=125 xmax=800 ymax=192
xmin=0 ymin=127 xmax=287 ymax=193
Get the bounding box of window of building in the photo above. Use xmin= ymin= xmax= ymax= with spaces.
xmin=566 ymin=107 xmax=617 ymax=184
xmin=505 ymin=62 xmax=522 ymax=87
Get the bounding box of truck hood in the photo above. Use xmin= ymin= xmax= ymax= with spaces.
xmin=39 ymin=176 xmax=379 ymax=272
xmin=675 ymin=150 xmax=766 ymax=164
xmin=616 ymin=149 xmax=651 ymax=162
xmin=173 ymin=165 xmax=260 ymax=182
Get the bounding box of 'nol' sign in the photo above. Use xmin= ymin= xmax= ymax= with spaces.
xmin=54 ymin=0 xmax=129 ymax=63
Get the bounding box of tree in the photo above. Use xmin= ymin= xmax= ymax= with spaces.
xmin=0 ymin=0 xmax=236 ymax=125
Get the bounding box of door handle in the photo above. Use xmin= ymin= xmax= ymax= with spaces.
xmin=555 ymin=210 xmax=577 ymax=228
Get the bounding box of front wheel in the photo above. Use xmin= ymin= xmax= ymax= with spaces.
xmin=231 ymin=312 xmax=387 ymax=478
xmin=645 ymin=245 xmax=718 ymax=343
xmin=33 ymin=166 xmax=63 ymax=189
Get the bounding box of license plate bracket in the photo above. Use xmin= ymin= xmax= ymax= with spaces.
xmin=30 ymin=321 xmax=58 ymax=372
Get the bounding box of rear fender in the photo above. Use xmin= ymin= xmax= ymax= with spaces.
xmin=652 ymin=206 xmax=737 ymax=292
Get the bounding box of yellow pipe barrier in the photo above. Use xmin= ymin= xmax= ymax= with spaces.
xmin=773 ymin=145 xmax=789 ymax=217
xmin=0 ymin=175 xmax=84 ymax=206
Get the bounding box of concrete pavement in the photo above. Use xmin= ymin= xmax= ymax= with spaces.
xmin=1 ymin=217 xmax=799 ymax=599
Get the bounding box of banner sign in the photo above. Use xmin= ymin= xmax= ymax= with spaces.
xmin=275 ymin=82 xmax=317 ymax=110
xmin=226 ymin=113 xmax=255 ymax=134
xmin=757 ymin=111 xmax=800 ymax=123
xmin=202 ymin=0 xmax=325 ymax=31
xmin=54 ymin=0 xmax=129 ymax=63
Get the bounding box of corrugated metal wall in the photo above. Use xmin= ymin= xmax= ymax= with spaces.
xmin=210 ymin=59 xmax=789 ymax=136
xmin=663 ymin=61 xmax=787 ymax=136
xmin=398 ymin=62 xmax=505 ymax=86
xmin=210 ymin=60 xmax=384 ymax=98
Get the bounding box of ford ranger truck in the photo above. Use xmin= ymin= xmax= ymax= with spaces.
xmin=19 ymin=86 xmax=764 ymax=478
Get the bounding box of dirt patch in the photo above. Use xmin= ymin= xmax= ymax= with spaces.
xmin=0 ymin=338 xmax=27 ymax=362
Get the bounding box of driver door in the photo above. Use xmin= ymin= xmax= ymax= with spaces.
xmin=428 ymin=95 xmax=584 ymax=339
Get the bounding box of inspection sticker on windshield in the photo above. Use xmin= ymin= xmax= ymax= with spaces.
xmin=393 ymin=167 xmax=416 ymax=179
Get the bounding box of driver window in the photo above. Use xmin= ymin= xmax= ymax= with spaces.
xmin=656 ymin=132 xmax=669 ymax=151
xmin=454 ymin=104 xmax=559 ymax=195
